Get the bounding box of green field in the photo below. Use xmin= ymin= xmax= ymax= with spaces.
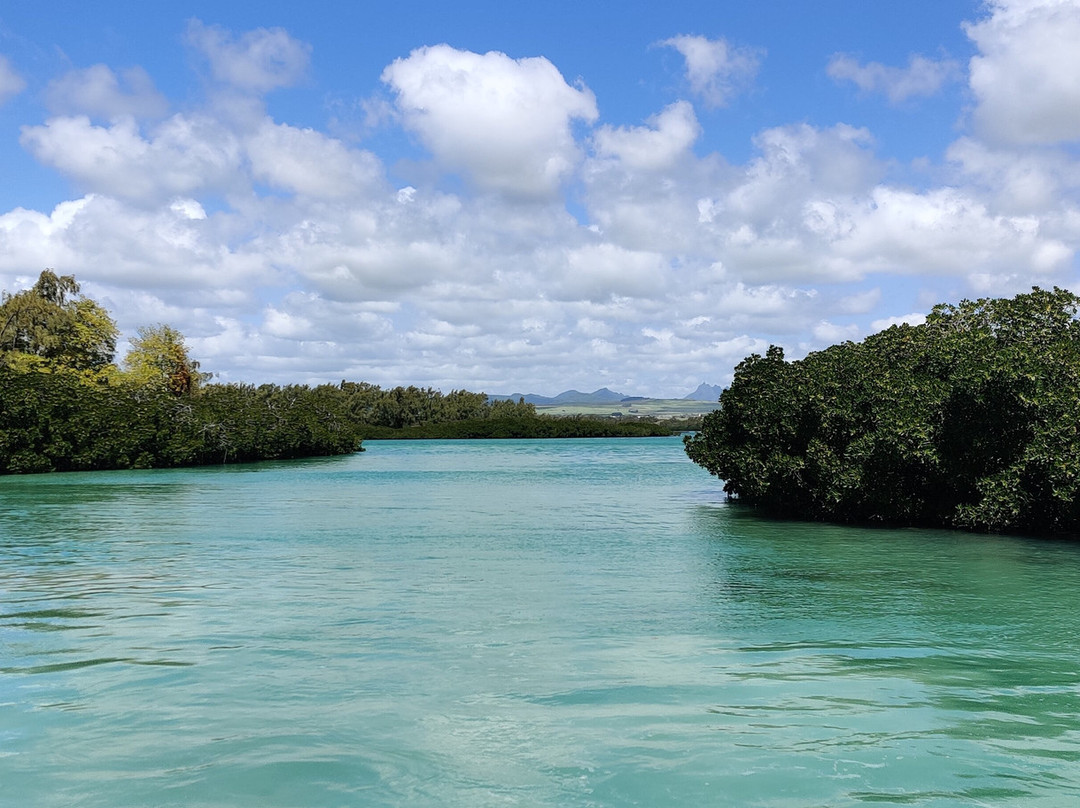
xmin=535 ymin=398 xmax=719 ymax=419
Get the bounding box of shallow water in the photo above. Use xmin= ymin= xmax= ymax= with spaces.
xmin=3 ymin=437 xmax=1080 ymax=806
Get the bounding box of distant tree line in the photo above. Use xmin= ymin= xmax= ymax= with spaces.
xmin=1 ymin=271 xmax=683 ymax=475
xmin=340 ymin=381 xmax=538 ymax=430
xmin=340 ymin=382 xmax=678 ymax=439
xmin=357 ymin=413 xmax=674 ymax=440
xmin=685 ymin=287 xmax=1080 ymax=535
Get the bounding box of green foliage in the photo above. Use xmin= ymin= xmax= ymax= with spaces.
xmin=1 ymin=271 xmax=361 ymax=474
xmin=124 ymin=324 xmax=208 ymax=395
xmin=357 ymin=414 xmax=674 ymax=440
xmin=685 ymin=287 xmax=1080 ymax=535
xmin=0 ymin=369 xmax=362 ymax=474
xmin=0 ymin=269 xmax=118 ymax=373
xmin=337 ymin=383 xmax=678 ymax=439
xmin=340 ymin=383 xmax=537 ymax=428
xmin=187 ymin=383 xmax=361 ymax=464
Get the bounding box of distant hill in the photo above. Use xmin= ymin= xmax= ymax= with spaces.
xmin=489 ymin=387 xmax=626 ymax=405
xmin=684 ymin=383 xmax=723 ymax=402
xmin=491 ymin=385 xmax=725 ymax=405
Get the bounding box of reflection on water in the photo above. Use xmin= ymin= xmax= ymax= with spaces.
xmin=3 ymin=438 xmax=1080 ymax=806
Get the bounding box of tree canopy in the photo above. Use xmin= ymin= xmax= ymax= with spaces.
xmin=1 ymin=270 xmax=362 ymax=473
xmin=0 ymin=269 xmax=117 ymax=373
xmin=124 ymin=324 xmax=207 ymax=395
xmin=685 ymin=287 xmax=1080 ymax=535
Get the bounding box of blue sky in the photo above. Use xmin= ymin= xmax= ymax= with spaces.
xmin=1 ymin=0 xmax=1078 ymax=395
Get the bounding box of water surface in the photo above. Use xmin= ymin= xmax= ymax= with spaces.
xmin=3 ymin=438 xmax=1080 ymax=806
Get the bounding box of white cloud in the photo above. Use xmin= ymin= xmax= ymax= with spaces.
xmin=946 ymin=136 xmax=1080 ymax=213
xmin=836 ymin=288 xmax=882 ymax=314
xmin=965 ymin=0 xmax=1080 ymax=144
xmin=0 ymin=194 xmax=270 ymax=291
xmin=45 ymin=64 xmax=168 ymax=118
xmin=382 ymin=45 xmax=598 ymax=198
xmin=557 ymin=243 xmax=668 ymax=301
xmin=0 ymin=55 xmax=26 ymax=105
xmin=262 ymin=190 xmax=488 ymax=303
xmin=827 ymin=53 xmax=961 ymax=103
xmin=246 ymin=121 xmax=384 ymax=199
xmin=262 ymin=306 xmax=313 ymax=339
xmin=586 ymin=109 xmax=1077 ymax=298
xmin=813 ymin=320 xmax=861 ymax=343
xmin=830 ymin=186 xmax=1075 ymax=278
xmin=4 ymin=19 xmax=1080 ymax=396
xmin=21 ymin=114 xmax=242 ymax=203
xmin=730 ymin=123 xmax=880 ymax=216
xmin=169 ymin=198 xmax=207 ymax=220
xmin=661 ymin=34 xmax=762 ymax=108
xmin=294 ymin=239 xmax=462 ymax=300
xmin=593 ymin=101 xmax=700 ymax=171
xmin=23 ymin=107 xmax=384 ymax=206
xmin=870 ymin=312 xmax=927 ymax=331
xmin=186 ymin=19 xmax=310 ymax=92
xmin=0 ymin=200 xmax=85 ymax=271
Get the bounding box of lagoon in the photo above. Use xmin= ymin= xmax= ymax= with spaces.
xmin=3 ymin=437 xmax=1080 ymax=806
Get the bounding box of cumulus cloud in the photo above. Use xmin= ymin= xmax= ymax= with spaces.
xmin=45 ymin=64 xmax=168 ymax=118
xmin=871 ymin=312 xmax=927 ymax=331
xmin=21 ymin=114 xmax=242 ymax=203
xmin=23 ymin=106 xmax=385 ymax=206
xmin=381 ymin=45 xmax=598 ymax=198
xmin=557 ymin=243 xmax=668 ymax=301
xmin=965 ymin=0 xmax=1080 ymax=144
xmin=262 ymin=305 xmax=314 ymax=339
xmin=828 ymin=186 xmax=1075 ymax=278
xmin=946 ymin=136 xmax=1080 ymax=213
xmin=0 ymin=55 xmax=26 ymax=105
xmin=0 ymin=194 xmax=271 ymax=292
xmin=186 ymin=19 xmax=310 ymax=92
xmin=732 ymin=123 xmax=881 ymax=211
xmin=246 ymin=121 xmax=384 ymax=198
xmin=827 ymin=53 xmax=961 ymax=103
xmin=587 ymin=109 xmax=1077 ymax=298
xmin=0 ymin=199 xmax=85 ymax=271
xmin=661 ymin=34 xmax=762 ymax=108
xmin=4 ymin=18 xmax=1080 ymax=395
xmin=813 ymin=320 xmax=861 ymax=343
xmin=593 ymin=101 xmax=700 ymax=171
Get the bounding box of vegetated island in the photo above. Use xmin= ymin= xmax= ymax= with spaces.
xmin=1 ymin=271 xmax=683 ymax=475
xmin=685 ymin=286 xmax=1080 ymax=536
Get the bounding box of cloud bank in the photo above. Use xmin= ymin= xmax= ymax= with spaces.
xmin=1 ymin=4 xmax=1079 ymax=397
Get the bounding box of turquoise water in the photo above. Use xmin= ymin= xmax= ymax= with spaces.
xmin=3 ymin=437 xmax=1080 ymax=806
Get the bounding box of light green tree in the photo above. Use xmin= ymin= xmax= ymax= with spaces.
xmin=124 ymin=324 xmax=207 ymax=395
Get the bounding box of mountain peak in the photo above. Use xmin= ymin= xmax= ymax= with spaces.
xmin=684 ymin=382 xmax=722 ymax=402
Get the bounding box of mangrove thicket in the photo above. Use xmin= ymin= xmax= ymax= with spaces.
xmin=685 ymin=286 xmax=1080 ymax=535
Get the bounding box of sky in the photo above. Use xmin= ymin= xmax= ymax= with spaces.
xmin=1 ymin=0 xmax=1079 ymax=397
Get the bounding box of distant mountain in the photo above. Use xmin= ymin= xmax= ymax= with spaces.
xmin=684 ymin=383 xmax=723 ymax=402
xmin=552 ymin=387 xmax=625 ymax=404
xmin=491 ymin=385 xmax=724 ymax=404
xmin=489 ymin=387 xmax=627 ymax=405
